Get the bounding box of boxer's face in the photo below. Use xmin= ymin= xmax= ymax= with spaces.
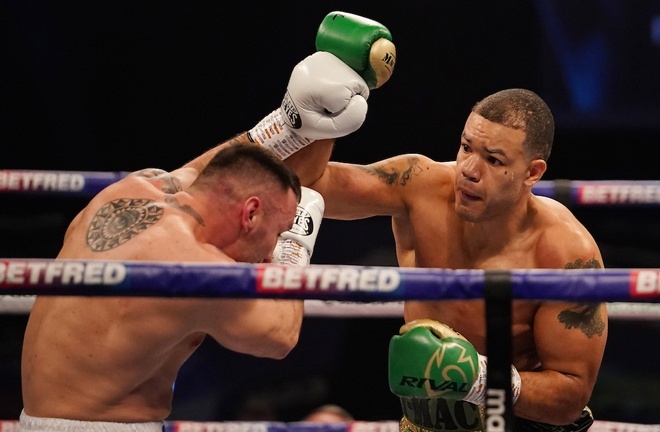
xmin=229 ymin=188 xmax=298 ymax=263
xmin=454 ymin=112 xmax=532 ymax=222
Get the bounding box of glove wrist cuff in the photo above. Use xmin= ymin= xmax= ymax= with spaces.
xmin=272 ymin=238 xmax=311 ymax=267
xmin=463 ymin=354 xmax=522 ymax=406
xmin=248 ymin=109 xmax=313 ymax=160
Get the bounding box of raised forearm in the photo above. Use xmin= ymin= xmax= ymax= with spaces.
xmin=284 ymin=139 xmax=335 ymax=187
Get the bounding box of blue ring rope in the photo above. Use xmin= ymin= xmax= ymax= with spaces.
xmin=2 ymin=170 xmax=659 ymax=206
xmin=1 ymin=259 xmax=659 ymax=302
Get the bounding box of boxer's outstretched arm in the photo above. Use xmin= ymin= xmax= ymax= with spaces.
xmin=307 ymin=153 xmax=452 ymax=220
xmin=284 ymin=139 xmax=335 ymax=187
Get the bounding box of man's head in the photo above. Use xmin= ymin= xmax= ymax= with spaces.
xmin=193 ymin=144 xmax=301 ymax=263
xmin=454 ymin=89 xmax=554 ymax=222
xmin=472 ymin=88 xmax=554 ymax=161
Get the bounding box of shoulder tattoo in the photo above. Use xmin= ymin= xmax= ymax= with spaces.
xmin=132 ymin=169 xmax=183 ymax=194
xmin=361 ymin=157 xmax=421 ymax=186
xmin=87 ymin=198 xmax=164 ymax=252
xmin=564 ymin=258 xmax=602 ymax=269
xmin=557 ymin=257 xmax=605 ymax=337
xmin=164 ymin=194 xmax=205 ymax=226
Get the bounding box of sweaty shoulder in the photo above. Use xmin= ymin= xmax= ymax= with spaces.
xmin=127 ymin=168 xmax=184 ymax=194
xmin=532 ymin=196 xmax=603 ymax=269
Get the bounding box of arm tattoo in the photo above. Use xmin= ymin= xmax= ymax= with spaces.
xmin=164 ymin=194 xmax=205 ymax=226
xmin=557 ymin=257 xmax=605 ymax=337
xmin=361 ymin=157 xmax=421 ymax=186
xmin=558 ymin=304 xmax=606 ymax=338
xmin=132 ymin=169 xmax=183 ymax=194
xmin=87 ymin=198 xmax=164 ymax=252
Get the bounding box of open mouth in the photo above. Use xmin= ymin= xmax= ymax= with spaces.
xmin=457 ymin=187 xmax=480 ymax=201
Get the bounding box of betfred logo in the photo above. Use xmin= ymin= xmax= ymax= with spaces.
xmin=630 ymin=270 xmax=660 ymax=298
xmin=0 ymin=260 xmax=126 ymax=287
xmin=256 ymin=265 xmax=400 ymax=293
xmin=578 ymin=184 xmax=660 ymax=204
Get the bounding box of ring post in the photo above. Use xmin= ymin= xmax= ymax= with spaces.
xmin=484 ymin=270 xmax=514 ymax=432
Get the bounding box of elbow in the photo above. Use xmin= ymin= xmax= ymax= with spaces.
xmin=268 ymin=329 xmax=300 ymax=359
xmin=554 ymin=405 xmax=589 ymax=426
xmin=552 ymin=391 xmax=592 ymax=425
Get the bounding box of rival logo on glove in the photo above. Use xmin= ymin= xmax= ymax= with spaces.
xmin=281 ymin=91 xmax=302 ymax=129
xmin=397 ymin=375 xmax=470 ymax=393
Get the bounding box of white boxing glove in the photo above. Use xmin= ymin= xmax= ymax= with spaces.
xmin=272 ymin=187 xmax=325 ymax=267
xmin=249 ymin=52 xmax=370 ymax=160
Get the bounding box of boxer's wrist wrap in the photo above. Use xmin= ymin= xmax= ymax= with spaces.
xmin=272 ymin=187 xmax=324 ymax=267
xmin=463 ymin=354 xmax=522 ymax=406
xmin=272 ymin=238 xmax=311 ymax=267
xmin=247 ymin=108 xmax=313 ymax=160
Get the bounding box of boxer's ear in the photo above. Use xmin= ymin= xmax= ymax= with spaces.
xmin=525 ymin=159 xmax=547 ymax=186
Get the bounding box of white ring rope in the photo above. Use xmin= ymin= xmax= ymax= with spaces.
xmin=0 ymin=419 xmax=658 ymax=432
xmin=2 ymin=296 xmax=659 ymax=320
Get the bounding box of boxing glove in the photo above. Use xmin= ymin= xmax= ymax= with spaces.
xmin=388 ymin=319 xmax=521 ymax=405
xmin=316 ymin=11 xmax=396 ymax=89
xmin=248 ymin=51 xmax=369 ymax=160
xmin=249 ymin=11 xmax=396 ymax=159
xmin=272 ymin=187 xmax=325 ymax=267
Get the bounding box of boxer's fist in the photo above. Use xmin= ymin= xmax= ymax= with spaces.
xmin=316 ymin=11 xmax=396 ymax=89
xmin=283 ymin=51 xmax=369 ymax=141
xmin=389 ymin=319 xmax=479 ymax=400
xmin=272 ymin=187 xmax=325 ymax=267
xmin=389 ymin=319 xmax=522 ymax=406
xmin=248 ymin=11 xmax=395 ymax=159
xmin=248 ymin=52 xmax=368 ymax=159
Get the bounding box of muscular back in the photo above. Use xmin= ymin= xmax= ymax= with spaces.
xmin=22 ymin=169 xmax=304 ymax=422
xmin=22 ymin=173 xmax=225 ymax=421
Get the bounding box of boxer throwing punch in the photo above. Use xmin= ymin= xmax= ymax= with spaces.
xmin=18 ymin=11 xmax=384 ymax=432
xmin=271 ymin=36 xmax=607 ymax=432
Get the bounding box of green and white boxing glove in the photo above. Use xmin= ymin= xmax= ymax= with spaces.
xmin=248 ymin=12 xmax=395 ymax=159
xmin=388 ymin=319 xmax=521 ymax=405
xmin=316 ymin=11 xmax=396 ymax=89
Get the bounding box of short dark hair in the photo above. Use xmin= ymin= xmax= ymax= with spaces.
xmin=472 ymin=89 xmax=554 ymax=161
xmin=196 ymin=143 xmax=301 ymax=201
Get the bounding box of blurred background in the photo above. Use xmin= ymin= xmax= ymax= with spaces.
xmin=1 ymin=0 xmax=660 ymax=424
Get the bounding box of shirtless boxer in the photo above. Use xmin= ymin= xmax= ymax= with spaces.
xmin=259 ymin=89 xmax=607 ymax=431
xmin=18 ymin=143 xmax=309 ymax=431
xmin=19 ymin=12 xmax=388 ymax=431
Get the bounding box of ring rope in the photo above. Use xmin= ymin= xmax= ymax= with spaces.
xmin=2 ymin=169 xmax=660 ymax=206
xmin=2 ymin=297 xmax=660 ymax=321
xmin=1 ymin=259 xmax=659 ymax=302
xmin=0 ymin=419 xmax=658 ymax=432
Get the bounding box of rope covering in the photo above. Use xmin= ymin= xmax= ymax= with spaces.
xmin=2 ymin=296 xmax=659 ymax=320
xmin=2 ymin=170 xmax=660 ymax=206
xmin=1 ymin=259 xmax=660 ymax=302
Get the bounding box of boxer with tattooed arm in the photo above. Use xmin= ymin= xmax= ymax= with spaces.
xmin=283 ymin=88 xmax=607 ymax=432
